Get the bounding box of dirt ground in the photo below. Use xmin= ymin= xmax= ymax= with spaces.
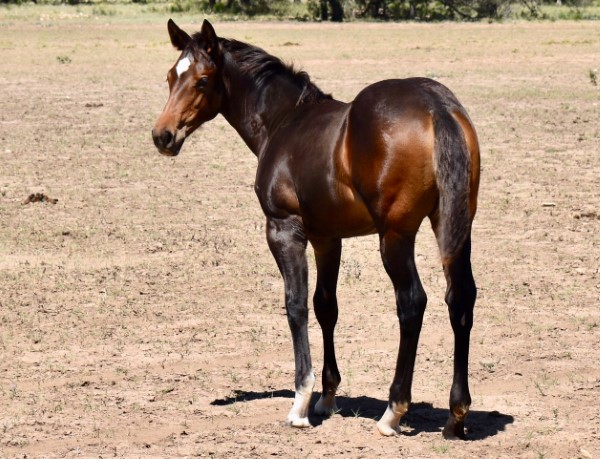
xmin=1 ymin=9 xmax=599 ymax=458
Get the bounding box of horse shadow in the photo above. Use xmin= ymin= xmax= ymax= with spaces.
xmin=211 ymin=389 xmax=513 ymax=440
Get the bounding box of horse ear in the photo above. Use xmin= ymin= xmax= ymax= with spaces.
xmin=200 ymin=19 xmax=219 ymax=59
xmin=167 ymin=19 xmax=191 ymax=51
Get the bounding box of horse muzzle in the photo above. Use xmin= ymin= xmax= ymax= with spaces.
xmin=152 ymin=127 xmax=186 ymax=156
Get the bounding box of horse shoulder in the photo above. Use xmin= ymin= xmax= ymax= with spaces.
xmin=254 ymin=143 xmax=300 ymax=219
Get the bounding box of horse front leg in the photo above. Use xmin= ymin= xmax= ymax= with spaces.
xmin=311 ymin=238 xmax=342 ymax=416
xmin=266 ymin=216 xmax=314 ymax=427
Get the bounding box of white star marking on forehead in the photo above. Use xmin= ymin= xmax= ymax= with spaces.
xmin=176 ymin=56 xmax=192 ymax=77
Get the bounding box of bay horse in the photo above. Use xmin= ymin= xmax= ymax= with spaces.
xmin=152 ymin=19 xmax=480 ymax=439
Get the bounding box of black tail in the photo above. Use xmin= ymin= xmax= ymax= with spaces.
xmin=432 ymin=110 xmax=471 ymax=264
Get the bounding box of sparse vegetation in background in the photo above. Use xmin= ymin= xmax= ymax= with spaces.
xmin=168 ymin=0 xmax=306 ymax=18
xmin=1 ymin=0 xmax=600 ymax=20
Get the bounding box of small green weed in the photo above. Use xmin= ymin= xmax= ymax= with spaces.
xmin=432 ymin=442 xmax=450 ymax=454
xmin=589 ymin=69 xmax=598 ymax=86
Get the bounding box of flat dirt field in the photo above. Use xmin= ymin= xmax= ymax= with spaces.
xmin=1 ymin=8 xmax=599 ymax=458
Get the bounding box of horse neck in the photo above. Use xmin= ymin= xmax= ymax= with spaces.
xmin=219 ymin=54 xmax=306 ymax=156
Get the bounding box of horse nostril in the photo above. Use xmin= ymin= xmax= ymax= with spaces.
xmin=152 ymin=129 xmax=174 ymax=149
xmin=161 ymin=130 xmax=174 ymax=147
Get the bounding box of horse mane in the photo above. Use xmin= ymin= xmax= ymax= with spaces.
xmin=192 ymin=34 xmax=332 ymax=105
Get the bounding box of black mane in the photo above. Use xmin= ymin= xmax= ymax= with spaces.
xmin=192 ymin=34 xmax=331 ymax=105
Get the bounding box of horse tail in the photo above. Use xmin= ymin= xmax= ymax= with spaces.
xmin=432 ymin=108 xmax=472 ymax=265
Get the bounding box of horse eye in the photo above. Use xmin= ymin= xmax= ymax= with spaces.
xmin=196 ymin=76 xmax=209 ymax=90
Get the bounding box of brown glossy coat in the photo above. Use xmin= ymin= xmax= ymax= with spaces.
xmin=153 ymin=19 xmax=480 ymax=439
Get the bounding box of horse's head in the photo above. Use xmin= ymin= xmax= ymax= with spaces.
xmin=152 ymin=19 xmax=222 ymax=156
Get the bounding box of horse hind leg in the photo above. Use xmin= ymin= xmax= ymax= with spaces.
xmin=376 ymin=230 xmax=427 ymax=436
xmin=439 ymin=232 xmax=476 ymax=440
xmin=311 ymin=238 xmax=342 ymax=416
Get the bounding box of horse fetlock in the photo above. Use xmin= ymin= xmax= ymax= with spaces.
xmin=452 ymin=403 xmax=470 ymax=422
xmin=297 ymin=372 xmax=316 ymax=395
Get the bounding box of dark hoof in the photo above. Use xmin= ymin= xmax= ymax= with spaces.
xmin=442 ymin=421 xmax=467 ymax=440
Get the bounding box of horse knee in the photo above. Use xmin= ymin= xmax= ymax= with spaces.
xmin=287 ymin=303 xmax=308 ymax=321
xmin=285 ymin=298 xmax=309 ymax=333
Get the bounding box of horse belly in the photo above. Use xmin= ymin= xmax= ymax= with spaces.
xmin=300 ymin=184 xmax=376 ymax=239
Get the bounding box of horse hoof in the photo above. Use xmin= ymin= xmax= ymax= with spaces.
xmin=442 ymin=423 xmax=467 ymax=440
xmin=376 ymin=403 xmax=406 ymax=436
xmin=285 ymin=415 xmax=311 ymax=428
xmin=376 ymin=420 xmax=400 ymax=436
xmin=314 ymin=395 xmax=338 ymax=416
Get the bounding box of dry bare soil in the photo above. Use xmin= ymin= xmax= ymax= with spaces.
xmin=1 ymin=10 xmax=599 ymax=458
